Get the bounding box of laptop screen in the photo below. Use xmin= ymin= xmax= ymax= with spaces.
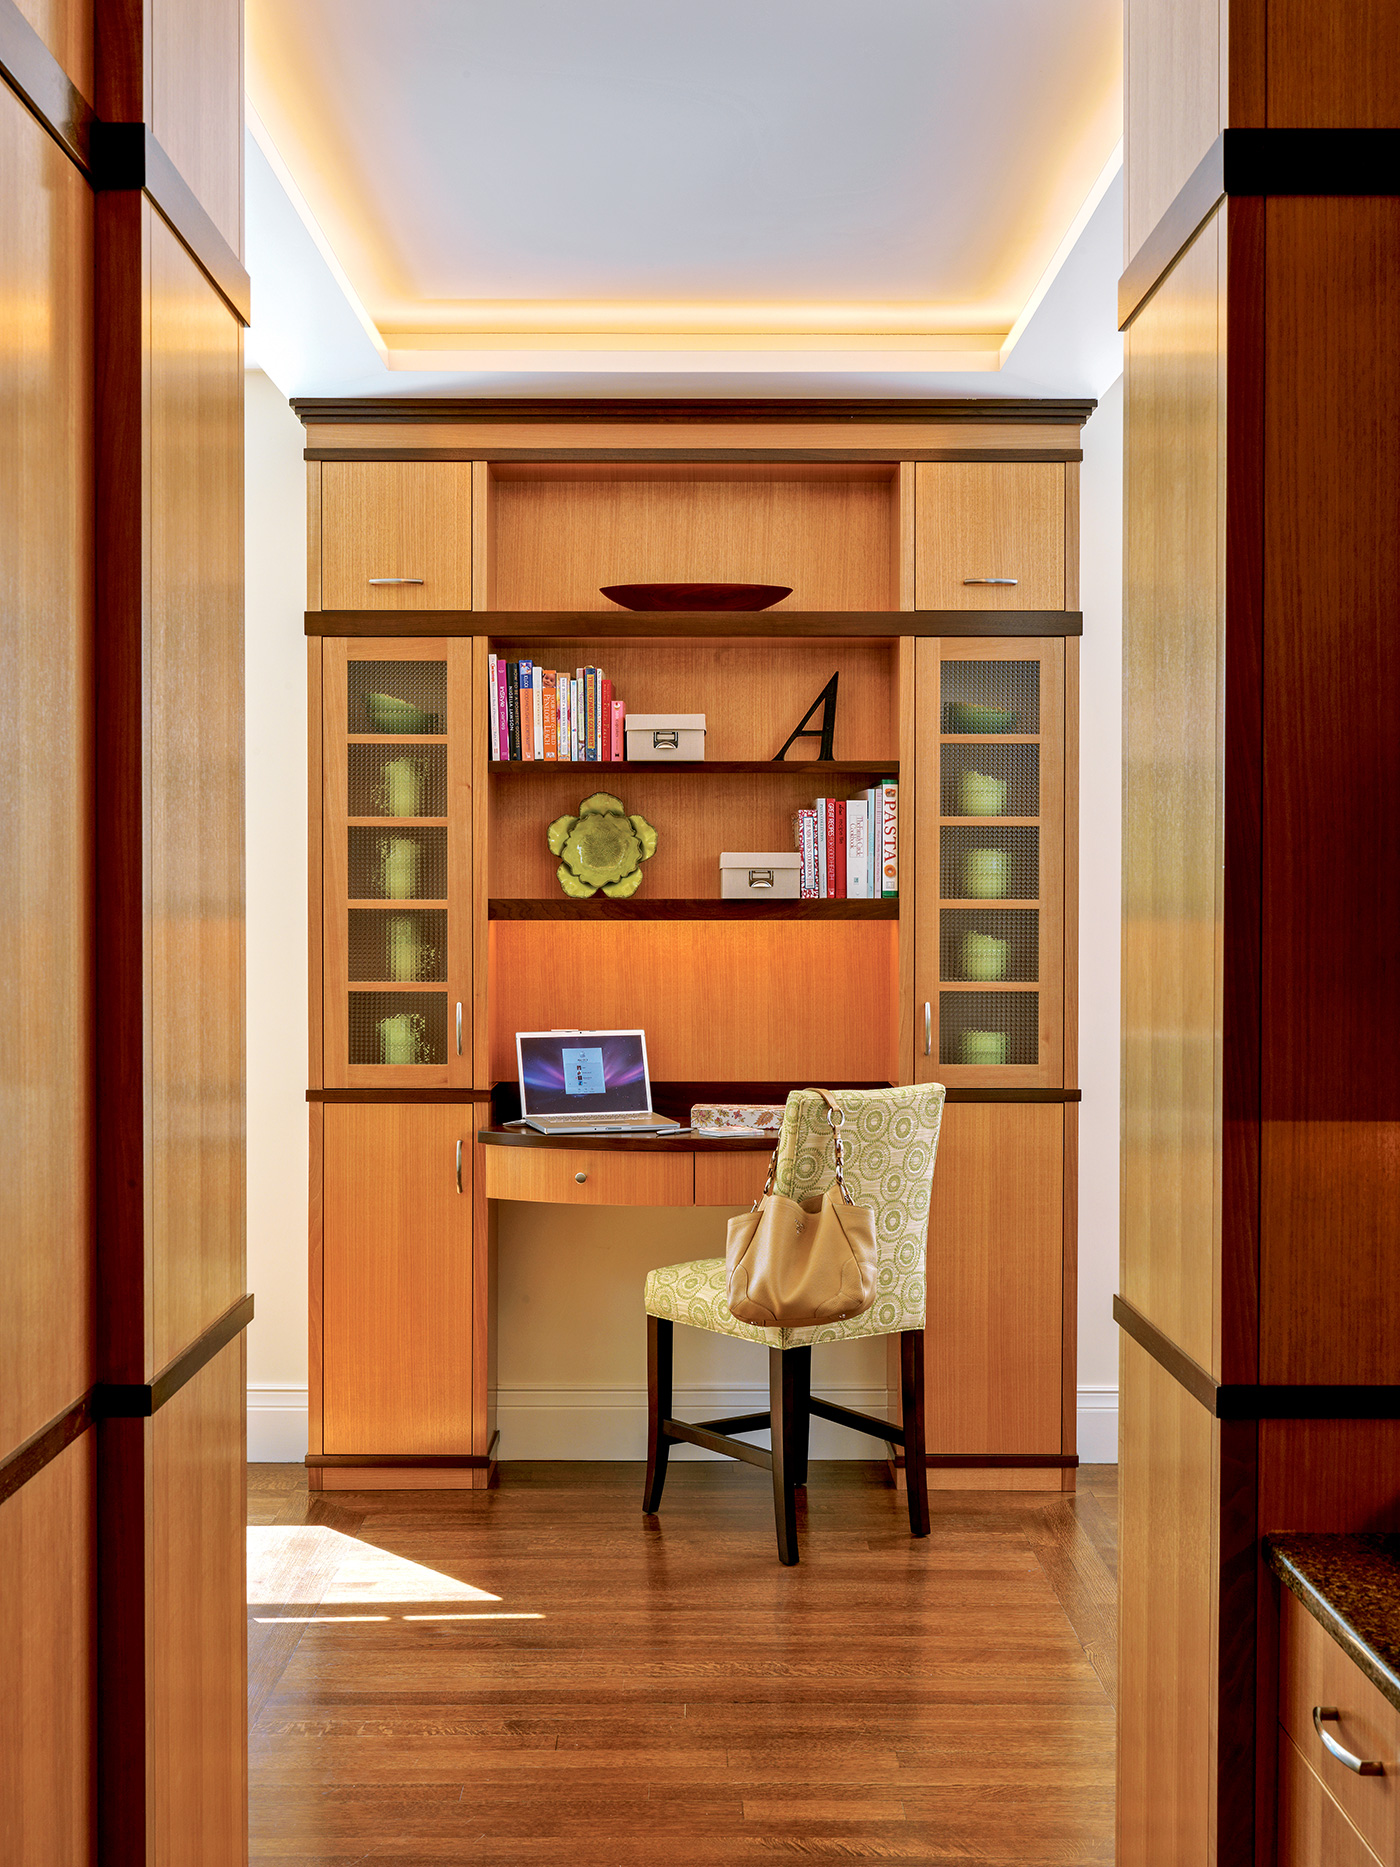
xmin=516 ymin=1030 xmax=652 ymax=1117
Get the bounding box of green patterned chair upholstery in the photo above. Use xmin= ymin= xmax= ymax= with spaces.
xmin=643 ymin=1083 xmax=946 ymax=1564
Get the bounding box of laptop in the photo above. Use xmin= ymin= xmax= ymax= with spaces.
xmin=514 ymin=1029 xmax=682 ymax=1135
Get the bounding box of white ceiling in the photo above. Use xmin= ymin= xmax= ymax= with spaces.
xmin=244 ymin=0 xmax=1125 ymax=395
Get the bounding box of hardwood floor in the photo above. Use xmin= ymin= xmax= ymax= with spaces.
xmin=249 ymin=1461 xmax=1117 ymax=1863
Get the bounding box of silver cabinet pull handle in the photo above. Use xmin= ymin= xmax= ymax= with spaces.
xmin=456 ymin=1002 xmax=463 ymax=1055
xmin=575 ymin=1171 xmax=587 ymax=1184
xmin=963 ymin=577 xmax=1018 ymax=585
xmin=368 ymin=577 xmax=424 ymax=585
xmin=924 ymin=1001 xmax=932 ymax=1057
xmin=1313 ymin=1706 xmax=1385 ymax=1775
xmin=456 ymin=1138 xmax=463 ymax=1195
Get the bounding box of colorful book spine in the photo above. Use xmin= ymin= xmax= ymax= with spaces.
xmin=496 ymin=660 xmax=510 ymax=761
xmin=519 ymin=659 xmax=534 ymax=761
xmin=611 ymin=700 xmax=625 ymax=761
xmin=506 ymin=661 xmax=521 ymax=761
xmin=571 ymin=673 xmax=581 ymax=761
xmin=487 ymin=654 xmax=499 ymax=760
xmin=531 ymin=666 xmax=543 ymax=758
xmin=816 ymin=798 xmax=829 ymax=898
xmin=585 ymin=668 xmax=597 ymax=761
xmin=543 ymin=670 xmax=557 ymax=759
xmin=555 ymin=672 xmax=566 ymax=762
xmin=833 ymin=800 xmax=847 ymax=898
xmin=880 ymin=781 xmax=898 ymax=896
xmin=846 ymin=798 xmax=868 ymax=898
xmin=599 ymin=677 xmax=613 ymax=760
xmin=798 ymin=809 xmax=818 ymax=898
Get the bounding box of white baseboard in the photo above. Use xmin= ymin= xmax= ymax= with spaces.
xmin=247 ymin=1383 xmax=1120 ymax=1466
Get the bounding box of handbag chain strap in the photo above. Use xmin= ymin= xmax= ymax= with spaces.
xmin=750 ymin=1089 xmax=855 ymax=1210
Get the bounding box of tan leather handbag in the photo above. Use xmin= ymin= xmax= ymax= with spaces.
xmin=725 ymin=1089 xmax=878 ymax=1329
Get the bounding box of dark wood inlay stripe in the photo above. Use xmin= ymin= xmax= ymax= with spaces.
xmin=90 ymin=121 xmax=250 ymax=325
xmin=304 ymin=447 xmax=1084 ymax=466
xmin=1120 ymin=129 xmax=1400 ymax=329
xmin=306 ymin=609 xmax=1084 ymax=640
xmin=1114 ymin=1294 xmax=1220 ymax=1411
xmin=0 ymin=1392 xmax=93 ymax=1506
xmin=293 ymin=396 xmax=1098 ymax=426
xmin=306 ymin=1452 xmax=495 ymax=1469
xmin=94 ymin=1292 xmax=255 ymax=1419
xmin=309 ymin=1087 xmax=495 ymax=1104
xmin=0 ymin=0 xmax=92 ymax=170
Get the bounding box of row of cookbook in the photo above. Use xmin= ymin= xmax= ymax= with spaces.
xmin=794 ymin=784 xmax=897 ymax=899
xmin=488 ymin=656 xmax=624 ymax=761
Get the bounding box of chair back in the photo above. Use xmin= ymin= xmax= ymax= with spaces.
xmin=771 ymin=1083 xmax=945 ymax=1342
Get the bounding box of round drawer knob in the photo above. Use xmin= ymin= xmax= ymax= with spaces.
xmin=575 ymin=1171 xmax=588 ymax=1184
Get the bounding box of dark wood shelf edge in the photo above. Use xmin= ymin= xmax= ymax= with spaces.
xmin=488 ymin=759 xmax=899 ymax=776
xmin=294 ymin=396 xmax=1098 ymax=424
xmin=306 ymin=610 xmax=1084 ymax=639
xmin=488 ymin=897 xmax=898 ymax=920
xmin=308 ymin=1083 xmax=1080 ymax=1108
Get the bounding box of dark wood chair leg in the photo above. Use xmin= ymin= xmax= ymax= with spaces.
xmin=769 ymin=1347 xmax=800 ymax=1565
xmin=642 ymin=1315 xmax=672 ymax=1514
xmin=901 ymin=1329 xmax=931 ymax=1538
xmin=787 ymin=1345 xmax=811 ymax=1487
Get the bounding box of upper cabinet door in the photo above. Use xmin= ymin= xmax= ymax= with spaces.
xmin=320 ymin=462 xmax=473 ymax=610
xmin=915 ymin=463 xmax=1065 ymax=610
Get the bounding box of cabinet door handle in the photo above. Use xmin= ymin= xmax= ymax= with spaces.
xmin=1313 ymin=1707 xmax=1385 ymax=1774
xmin=368 ymin=577 xmax=424 ymax=585
xmin=963 ymin=577 xmax=1018 ymax=586
xmin=924 ymin=1001 xmax=932 ymax=1057
xmin=456 ymin=1002 xmax=463 ymax=1055
xmin=456 ymin=1138 xmax=463 ymax=1195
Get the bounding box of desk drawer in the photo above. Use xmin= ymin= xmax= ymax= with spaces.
xmin=1279 ymin=1589 xmax=1400 ymax=1863
xmin=483 ymin=1145 xmax=694 ymax=1207
xmin=695 ymin=1151 xmax=772 ymax=1208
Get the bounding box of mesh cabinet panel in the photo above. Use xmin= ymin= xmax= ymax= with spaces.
xmin=940 ymin=742 xmax=1039 ymax=817
xmin=939 ymin=990 xmax=1040 ymax=1067
xmin=347 ymin=826 xmax=448 ymax=900
xmin=940 ymin=909 xmax=1039 ymax=982
xmin=348 ymin=909 xmax=448 ymax=983
xmin=347 ymin=659 xmax=447 ymax=734
xmin=348 ymin=743 xmax=447 ymax=818
xmin=940 ymin=659 xmax=1040 ymax=734
xmin=348 ymin=991 xmax=448 ymax=1067
xmin=940 ymin=826 xmax=1039 ymax=900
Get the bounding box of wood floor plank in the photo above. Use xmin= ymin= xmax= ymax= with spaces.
xmin=247 ymin=1461 xmax=1116 ymax=1861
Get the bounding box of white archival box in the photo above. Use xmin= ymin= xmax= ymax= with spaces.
xmin=624 ymin=713 xmax=707 ymax=760
xmin=719 ymin=851 xmax=802 ymax=900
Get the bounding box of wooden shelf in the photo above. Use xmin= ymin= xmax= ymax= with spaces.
xmin=488 ymin=759 xmax=897 ymax=777
xmin=488 ymin=897 xmax=898 ymax=921
xmin=309 ymin=609 xmax=1084 ymax=639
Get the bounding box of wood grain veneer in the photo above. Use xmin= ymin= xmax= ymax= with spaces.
xmin=322 ymin=1103 xmax=476 ymax=1455
xmin=321 ymin=462 xmax=473 ymax=610
xmin=491 ymin=465 xmax=897 ymax=611
xmin=146 ymin=0 xmax=243 ymax=257
xmin=304 ymin=460 xmax=321 ymax=609
xmin=1124 ymin=0 xmax=1228 ymax=262
xmin=0 ymin=85 xmax=93 ymax=1454
xmin=13 ymin=0 xmax=92 ymax=94
xmin=483 ymin=1145 xmax=693 ymax=1208
xmin=0 ymin=1432 xmax=94 ymax=1867
xmin=1265 ymin=0 xmax=1400 ymax=129
xmin=914 ymin=463 xmax=1065 ymax=610
xmin=694 ymin=1150 xmax=771 ymax=1208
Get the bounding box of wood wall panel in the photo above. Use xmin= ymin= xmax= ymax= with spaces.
xmin=1259 ymin=199 xmax=1400 ymax=1385
xmin=491 ymin=466 xmax=897 ymax=612
xmin=148 ymin=0 xmax=244 ymax=256
xmin=1265 ymin=0 xmax=1400 ymax=127
xmin=489 ymin=921 xmax=897 ymax=1083
xmin=921 ymin=1103 xmax=1063 ymax=1457
xmin=14 ymin=0 xmax=94 ymax=93
xmin=146 ymin=209 xmax=245 ymax=1372
xmin=1117 ymin=1336 xmax=1217 ymax=1867
xmin=1260 ymin=1421 xmax=1400 ymax=1533
xmin=322 ymin=1103 xmax=475 ymax=1454
xmin=0 ymin=1433 xmax=94 ymax=1867
xmin=1124 ymin=0 xmax=1225 ymax=259
xmin=1120 ymin=209 xmax=1225 ymax=1377
xmin=0 ymin=88 xmax=93 ymax=1450
xmin=147 ymin=1340 xmax=246 ymax=1867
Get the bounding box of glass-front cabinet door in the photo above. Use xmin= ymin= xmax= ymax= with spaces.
xmin=913 ymin=638 xmax=1065 ymax=1088
xmin=321 ymin=637 xmax=472 ymax=1085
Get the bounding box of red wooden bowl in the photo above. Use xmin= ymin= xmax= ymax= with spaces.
xmin=600 ymin=582 xmax=792 ymax=611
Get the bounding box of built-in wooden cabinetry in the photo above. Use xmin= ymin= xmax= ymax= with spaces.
xmin=1118 ymin=6 xmax=1400 ymax=1862
xmin=302 ymin=401 xmax=1088 ymax=1494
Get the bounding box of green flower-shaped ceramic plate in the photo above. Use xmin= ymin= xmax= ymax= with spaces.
xmin=547 ymin=792 xmax=659 ymax=898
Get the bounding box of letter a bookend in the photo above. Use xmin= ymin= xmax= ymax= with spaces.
xmin=772 ymin=672 xmax=839 ymax=762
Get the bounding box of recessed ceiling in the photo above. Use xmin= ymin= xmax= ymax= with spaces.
xmin=245 ymin=0 xmax=1122 ymax=374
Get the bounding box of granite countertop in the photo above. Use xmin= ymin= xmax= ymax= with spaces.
xmin=1266 ymin=1534 xmax=1400 ymax=1714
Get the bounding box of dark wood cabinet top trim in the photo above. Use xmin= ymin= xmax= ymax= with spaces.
xmin=306 ymin=609 xmax=1083 ymax=640
xmin=294 ymin=396 xmax=1097 ymax=426
xmin=90 ymin=122 xmax=250 ymax=324
xmin=0 ymin=0 xmax=92 ymax=170
xmin=305 ymin=446 xmax=1083 ymax=466
xmin=1116 ymin=1294 xmax=1400 ymax=1419
xmin=1120 ymin=129 xmax=1400 ymax=330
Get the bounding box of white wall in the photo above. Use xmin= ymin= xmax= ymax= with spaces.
xmin=242 ymin=370 xmax=1125 ymax=1463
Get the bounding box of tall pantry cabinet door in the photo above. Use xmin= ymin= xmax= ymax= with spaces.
xmin=321 ymin=462 xmax=474 ymax=610
xmin=914 ymin=463 xmax=1065 ymax=610
xmin=321 ymin=1104 xmax=476 ymax=1463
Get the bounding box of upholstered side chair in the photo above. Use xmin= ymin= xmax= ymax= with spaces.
xmin=642 ymin=1082 xmax=946 ymax=1565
